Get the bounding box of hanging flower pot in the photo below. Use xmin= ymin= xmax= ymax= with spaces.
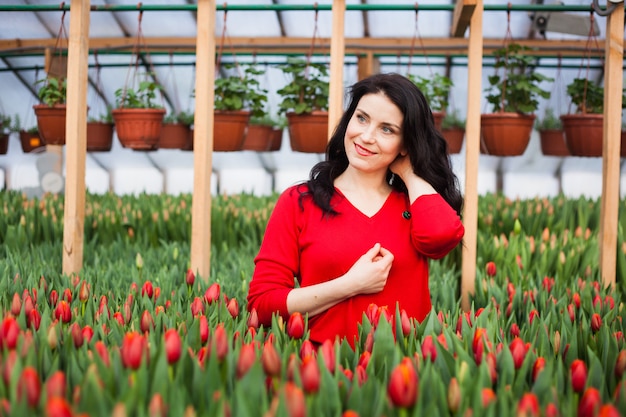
xmin=268 ymin=128 xmax=283 ymax=151
xmin=213 ymin=110 xmax=250 ymax=152
xmin=539 ymin=129 xmax=569 ymax=157
xmin=33 ymin=104 xmax=66 ymax=146
xmin=160 ymin=122 xmax=192 ymax=150
xmin=442 ymin=127 xmax=464 ymax=154
xmin=19 ymin=129 xmax=45 ymax=153
xmin=561 ymin=114 xmax=603 ymax=157
xmin=0 ymin=133 xmax=8 ymax=155
xmin=243 ymin=123 xmax=274 ymax=152
xmin=481 ymin=113 xmax=535 ymax=156
xmin=87 ymin=121 xmax=114 ymax=152
xmin=287 ymin=111 xmax=328 ymax=153
xmin=112 ymin=108 xmax=165 ymax=151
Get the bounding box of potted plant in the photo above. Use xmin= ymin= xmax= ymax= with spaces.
xmin=112 ymin=75 xmax=166 ymax=151
xmin=560 ymin=78 xmax=607 ymax=157
xmin=11 ymin=115 xmax=44 ymax=153
xmin=277 ymin=57 xmax=329 ymax=153
xmin=536 ymin=107 xmax=568 ymax=156
xmin=160 ymin=110 xmax=193 ymax=150
xmin=440 ymin=110 xmax=465 ymax=154
xmin=33 ymin=76 xmax=67 ymax=146
xmin=213 ymin=64 xmax=268 ymax=152
xmin=243 ymin=113 xmax=284 ymax=152
xmin=481 ymin=43 xmax=553 ymax=156
xmin=407 ymin=73 xmax=453 ymax=131
xmin=0 ymin=113 xmax=11 ymax=155
xmin=87 ymin=107 xmax=114 ymax=152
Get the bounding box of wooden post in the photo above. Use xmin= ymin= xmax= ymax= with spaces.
xmin=599 ymin=3 xmax=624 ymax=289
xmin=62 ymin=0 xmax=90 ymax=275
xmin=460 ymin=0 xmax=482 ymax=312
xmin=190 ymin=0 xmax=216 ymax=282
xmin=328 ymin=0 xmax=346 ymax=138
xmin=357 ymin=53 xmax=380 ymax=80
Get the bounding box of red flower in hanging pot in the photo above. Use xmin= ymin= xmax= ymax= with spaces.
xmin=570 ymin=359 xmax=588 ymax=394
xmin=300 ymin=354 xmax=321 ymax=394
xmin=54 ymin=300 xmax=71 ymax=323
xmin=204 ymin=283 xmax=221 ymax=305
xmin=164 ymin=328 xmax=182 ymax=365
xmin=121 ymin=331 xmax=148 ymax=370
xmin=287 ymin=312 xmax=305 ymax=339
xmin=387 ymin=357 xmax=418 ymax=409
xmin=236 ymin=343 xmax=257 ymax=379
xmin=45 ymin=370 xmax=66 ymax=400
xmin=17 ymin=367 xmax=41 ymax=408
xmin=0 ymin=316 xmax=20 ymax=350
xmin=578 ymin=387 xmax=601 ymax=417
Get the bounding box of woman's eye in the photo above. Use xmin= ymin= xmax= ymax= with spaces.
xmin=381 ymin=126 xmax=393 ymax=134
xmin=356 ymin=114 xmax=366 ymax=123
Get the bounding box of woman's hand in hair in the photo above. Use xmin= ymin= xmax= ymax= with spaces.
xmin=389 ymin=152 xmax=412 ymax=182
xmin=390 ymin=153 xmax=437 ymax=203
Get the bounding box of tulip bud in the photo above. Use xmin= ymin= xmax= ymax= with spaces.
xmin=300 ymin=354 xmax=321 ymax=394
xmin=481 ymin=388 xmax=496 ymax=408
xmin=591 ymin=313 xmax=602 ymax=333
xmin=388 ymin=357 xmax=418 ymax=408
xmin=517 ymin=393 xmax=540 ymax=417
xmin=226 ymin=298 xmax=239 ymax=319
xmin=486 ymin=352 xmax=498 ymax=385
xmin=135 ymin=253 xmax=144 ymax=270
xmin=421 ymin=335 xmax=437 ymax=363
xmin=355 ymin=364 xmax=367 ymax=386
xmin=284 ymin=381 xmax=306 ymax=417
xmin=236 ymin=343 xmax=257 ymax=379
xmin=94 ymin=341 xmax=110 ymax=367
xmin=472 ymin=328 xmax=487 ymax=365
xmin=261 ymin=341 xmax=281 ymax=377
xmin=186 ymin=268 xmax=195 ymax=287
xmin=578 ymin=387 xmax=601 ymax=417
xmin=141 ymin=281 xmax=153 ymax=299
xmin=140 ymin=310 xmax=154 ymax=334
xmin=447 ymin=377 xmax=461 ymax=413
xmin=570 ymin=359 xmax=587 ymax=393
xmin=510 ymin=323 xmax=520 ymax=338
xmin=148 ymin=393 xmax=167 ymax=417
xmin=28 ymin=309 xmax=41 ymax=331
xmin=204 ymin=283 xmax=221 ymax=305
xmin=513 ymin=218 xmax=522 ymax=235
xmin=509 ymin=337 xmax=527 ymax=370
xmin=10 ymin=292 xmax=21 ymax=316
xmin=17 ymin=367 xmax=41 ymax=408
xmin=485 ymin=261 xmax=497 ymax=277
xmin=54 ymin=300 xmax=71 ymax=323
xmin=615 ymin=350 xmax=626 ymax=380
xmin=45 ymin=396 xmax=73 ymax=417
xmin=164 ymin=329 xmax=182 ymax=365
xmin=78 ymin=280 xmax=89 ymax=303
xmin=62 ymin=288 xmax=72 ymax=303
xmin=198 ymin=315 xmax=209 ymax=345
xmin=213 ymin=323 xmax=228 ymax=361
xmin=287 ymin=312 xmax=305 ymax=339
xmin=532 ymin=357 xmax=546 ymax=382
xmin=319 ymin=339 xmax=336 ymax=374
xmin=121 ymin=331 xmax=148 ymax=370
xmin=45 ymin=371 xmax=66 ymax=400
xmin=0 ymin=316 xmax=20 ymax=350
xmin=49 ymin=289 xmax=59 ymax=308
xmin=71 ymin=323 xmax=84 ymax=349
xmin=598 ymin=404 xmax=621 ymax=417
xmin=247 ymin=308 xmax=259 ymax=329
xmin=190 ymin=297 xmax=205 ymax=317
xmin=47 ymin=323 xmax=59 ymax=350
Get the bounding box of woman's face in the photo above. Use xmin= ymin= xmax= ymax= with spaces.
xmin=344 ymin=92 xmax=405 ymax=175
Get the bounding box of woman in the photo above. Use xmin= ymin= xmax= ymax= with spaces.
xmin=247 ymin=73 xmax=464 ymax=347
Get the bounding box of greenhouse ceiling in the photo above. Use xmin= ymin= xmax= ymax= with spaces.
xmin=0 ymin=0 xmax=620 ymax=132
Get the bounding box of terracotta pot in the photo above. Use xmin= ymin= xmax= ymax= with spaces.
xmin=214 ymin=110 xmax=250 ymax=152
xmin=441 ymin=127 xmax=464 ymax=154
xmin=0 ymin=133 xmax=8 ymax=155
xmin=112 ymin=108 xmax=165 ymax=151
xmin=160 ymin=122 xmax=192 ymax=149
xmin=287 ymin=111 xmax=329 ymax=153
xmin=480 ymin=113 xmax=535 ymax=156
xmin=19 ymin=130 xmax=45 ymax=153
xmin=33 ymin=104 xmax=66 ymax=145
xmin=243 ymin=124 xmax=273 ymax=151
xmin=432 ymin=111 xmax=444 ymax=131
xmin=539 ymin=129 xmax=569 ymax=157
xmin=87 ymin=122 xmax=114 ymax=152
xmin=561 ymin=114 xmax=603 ymax=157
xmin=268 ymin=128 xmax=283 ymax=151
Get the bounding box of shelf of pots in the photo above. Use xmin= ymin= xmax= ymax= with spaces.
xmin=481 ymin=43 xmax=553 ymax=156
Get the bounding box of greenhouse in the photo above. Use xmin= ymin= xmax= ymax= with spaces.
xmin=1 ymin=1 xmax=626 ymax=416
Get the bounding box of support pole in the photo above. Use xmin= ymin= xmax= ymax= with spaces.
xmin=62 ymin=0 xmax=90 ymax=275
xmin=461 ymin=0 xmax=482 ymax=312
xmin=599 ymin=2 xmax=624 ymax=289
xmin=328 ymin=0 xmax=346 ymax=138
xmin=190 ymin=0 xmax=216 ymax=282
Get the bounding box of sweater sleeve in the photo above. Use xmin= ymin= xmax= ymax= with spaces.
xmin=410 ymin=193 xmax=464 ymax=259
xmin=246 ymin=186 xmax=303 ymax=326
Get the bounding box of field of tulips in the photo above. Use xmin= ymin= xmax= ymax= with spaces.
xmin=2 ymin=190 xmax=626 ymax=417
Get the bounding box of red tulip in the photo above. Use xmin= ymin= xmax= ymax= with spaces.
xmin=287 ymin=312 xmax=305 ymax=339
xmin=284 ymin=381 xmax=306 ymax=417
xmin=509 ymin=337 xmax=527 ymax=370
xmin=247 ymin=308 xmax=259 ymax=329
xmin=447 ymin=377 xmax=460 ymax=413
xmin=510 ymin=323 xmax=520 ymax=338
xmin=598 ymin=404 xmax=621 ymax=417
xmin=49 ymin=290 xmax=59 ymax=307
xmin=528 ymin=309 xmax=539 ymax=325
xmin=421 ymin=335 xmax=437 ymax=363
xmin=45 ymin=371 xmax=66 ymax=400
xmin=121 ymin=331 xmax=148 ymax=370
xmin=300 ymin=340 xmax=315 ymax=359
xmin=573 ymin=293 xmax=581 ymax=309
xmin=261 ymin=341 xmax=281 ymax=377
xmin=17 ymin=367 xmax=41 ymax=407
xmin=604 ymin=295 xmax=615 ymax=310
xmin=591 ymin=313 xmax=602 ymax=333
xmin=570 ymin=359 xmax=588 ymax=393
xmin=355 ymin=364 xmax=367 ymax=386
xmin=10 ymin=292 xmax=21 ymax=316
xmin=62 ymin=288 xmax=72 ymax=303
xmin=236 ymin=343 xmax=257 ymax=378
xmin=0 ymin=316 xmax=19 ymax=350
xmin=358 ymin=351 xmax=371 ymax=369
xmin=615 ymin=350 xmax=626 ymax=380
xmin=568 ymin=304 xmax=576 ymax=323
xmin=365 ymin=303 xmax=381 ymax=326
xmin=113 ymin=312 xmax=124 ymax=327
xmin=542 ymin=276 xmax=554 ymax=293
xmin=190 ymin=297 xmax=204 ymax=317
xmin=578 ymin=387 xmax=601 ymax=417
xmin=164 ymin=328 xmax=182 ymax=364
xmin=532 ymin=357 xmax=546 ymax=382
xmin=94 ymin=341 xmax=110 ymax=367
xmin=78 ymin=280 xmax=89 ymax=303
xmin=140 ymin=310 xmax=154 ymax=333
xmin=45 ymin=396 xmax=73 ymax=417
xmin=198 ymin=315 xmax=209 ymax=345
xmin=517 ymin=392 xmax=540 ymax=417
xmin=212 ymin=323 xmax=228 ymax=361
xmin=28 ymin=309 xmax=42 ymax=330
xmin=387 ymin=357 xmax=418 ymax=408
xmin=456 ymin=311 xmax=473 ymax=334
xmin=486 ymin=352 xmax=498 ymax=385
xmin=71 ymin=323 xmax=84 ymax=348
xmin=485 ymin=261 xmax=497 ymax=277
xmin=204 ymin=283 xmax=221 ymax=304
xmin=186 ymin=268 xmax=195 ymax=287
xmin=481 ymin=387 xmax=496 ymax=408
xmin=400 ymin=309 xmax=412 ymax=337
xmin=82 ymin=325 xmax=94 ymax=344
xmin=472 ymin=327 xmax=487 ymax=365
xmin=319 ymin=339 xmax=336 ymax=373
xmin=343 ymin=411 xmax=359 ymax=417
xmin=300 ymin=354 xmax=321 ymax=394
xmin=54 ymin=300 xmax=71 ymax=323
xmin=141 ymin=281 xmax=153 ymax=299
xmin=544 ymin=403 xmax=560 ymax=417
xmin=148 ymin=392 xmax=167 ymax=417
xmin=227 ymin=298 xmax=239 ymax=318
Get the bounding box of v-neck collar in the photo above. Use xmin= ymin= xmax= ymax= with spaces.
xmin=334 ymin=187 xmax=395 ymax=220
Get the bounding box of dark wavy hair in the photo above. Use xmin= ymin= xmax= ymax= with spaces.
xmin=301 ymin=72 xmax=463 ymax=217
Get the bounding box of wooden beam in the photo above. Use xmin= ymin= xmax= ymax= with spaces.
xmin=461 ymin=0 xmax=482 ymax=312
xmin=0 ymin=37 xmax=610 ymax=59
xmin=329 ymin=0 xmax=346 ymax=138
xmin=190 ymin=0 xmax=216 ymax=282
xmin=62 ymin=0 xmax=90 ymax=275
xmin=599 ymin=4 xmax=624 ymax=289
xmin=451 ymin=0 xmax=477 ymax=38
xmin=356 ymin=53 xmax=379 ymax=80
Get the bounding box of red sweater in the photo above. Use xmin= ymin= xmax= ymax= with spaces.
xmin=247 ymin=184 xmax=464 ymax=347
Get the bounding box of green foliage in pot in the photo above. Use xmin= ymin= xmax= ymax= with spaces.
xmin=277 ymin=57 xmax=329 ymax=115
xmin=88 ymin=106 xmax=114 ymax=123
xmin=407 ymin=73 xmax=453 ymax=112
xmin=214 ymin=64 xmax=268 ymax=117
xmin=484 ymin=43 xmax=553 ymax=115
xmin=441 ymin=109 xmax=465 ymax=129
xmin=114 ymin=74 xmax=163 ymax=109
xmin=164 ymin=110 xmax=194 ymax=125
xmin=0 ymin=113 xmax=11 ymax=134
xmin=565 ymin=78 xmax=605 ymax=114
xmin=535 ymin=107 xmax=562 ymax=131
xmin=36 ymin=77 xmax=67 ymax=107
